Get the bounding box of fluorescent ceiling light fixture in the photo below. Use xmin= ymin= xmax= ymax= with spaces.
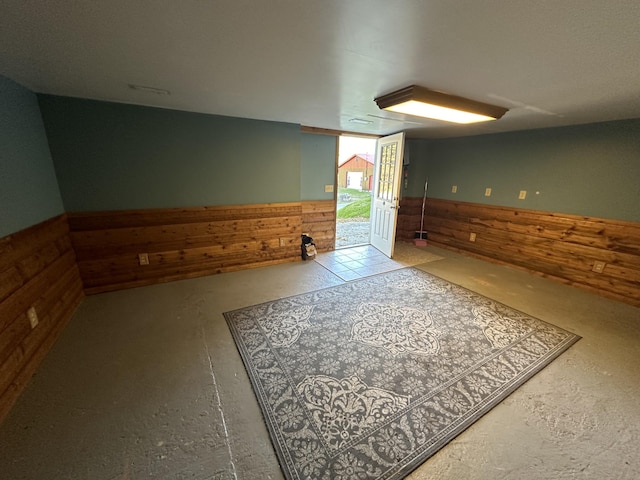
xmin=375 ymin=85 xmax=508 ymax=124
xmin=128 ymin=84 xmax=171 ymax=95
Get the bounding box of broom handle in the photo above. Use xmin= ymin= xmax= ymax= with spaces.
xmin=419 ymin=179 xmax=428 ymax=234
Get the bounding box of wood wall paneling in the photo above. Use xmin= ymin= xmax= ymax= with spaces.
xmin=397 ymin=197 xmax=425 ymax=241
xmin=396 ymin=197 xmax=640 ymax=307
xmin=302 ymin=200 xmax=336 ymax=253
xmin=6 ymin=199 xmax=634 ymax=420
xmin=69 ymin=203 xmax=305 ymax=294
xmin=0 ymin=215 xmax=84 ymax=422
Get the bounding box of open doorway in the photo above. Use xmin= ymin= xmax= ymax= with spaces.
xmin=336 ymin=135 xmax=377 ymax=248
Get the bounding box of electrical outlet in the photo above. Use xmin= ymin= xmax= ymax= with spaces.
xmin=324 ymin=184 xmax=334 ymax=193
xmin=592 ymin=261 xmax=606 ymax=273
xmin=451 ymin=185 xmax=457 ymax=193
xmin=485 ymin=188 xmax=492 ymax=197
xmin=519 ymin=190 xmax=527 ymax=200
xmin=138 ymin=253 xmax=149 ymax=265
xmin=279 ymin=238 xmax=286 ymax=247
xmin=27 ymin=307 xmax=39 ymax=329
xmin=469 ymin=232 xmax=477 ymax=242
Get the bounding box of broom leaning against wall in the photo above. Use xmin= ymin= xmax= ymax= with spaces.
xmin=414 ymin=178 xmax=428 ymax=246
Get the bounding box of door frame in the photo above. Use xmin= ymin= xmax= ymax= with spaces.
xmin=334 ymin=134 xmax=379 ymax=249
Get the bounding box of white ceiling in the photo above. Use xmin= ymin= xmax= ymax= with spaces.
xmin=2 ymin=0 xmax=640 ymax=138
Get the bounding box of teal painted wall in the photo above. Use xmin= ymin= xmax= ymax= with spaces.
xmin=38 ymin=96 xmax=301 ymax=212
xmin=300 ymin=133 xmax=336 ymax=201
xmin=0 ymin=77 xmax=64 ymax=238
xmin=403 ymin=140 xmax=430 ymax=199
xmin=407 ymin=119 xmax=640 ymax=222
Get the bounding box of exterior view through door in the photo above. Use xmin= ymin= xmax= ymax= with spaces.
xmin=370 ymin=132 xmax=405 ymax=257
xmin=335 ymin=136 xmax=377 ymax=248
xmin=335 ymin=133 xmax=405 ymax=254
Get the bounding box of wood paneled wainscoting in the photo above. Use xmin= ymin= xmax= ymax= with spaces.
xmin=396 ymin=197 xmax=640 ymax=307
xmin=0 ymin=215 xmax=84 ymax=421
xmin=396 ymin=197 xmax=426 ymax=242
xmin=301 ymin=200 xmax=336 ymax=253
xmin=68 ymin=203 xmax=308 ymax=294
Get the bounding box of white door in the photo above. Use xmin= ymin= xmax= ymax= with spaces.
xmin=370 ymin=132 xmax=405 ymax=257
xmin=347 ymin=171 xmax=363 ymax=190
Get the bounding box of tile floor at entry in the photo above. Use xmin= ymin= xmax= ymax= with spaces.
xmin=0 ymin=244 xmax=638 ymax=480
xmin=314 ymin=244 xmax=398 ymax=280
xmin=314 ymin=242 xmax=444 ymax=280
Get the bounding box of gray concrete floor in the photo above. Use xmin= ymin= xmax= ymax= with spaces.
xmin=1 ymin=244 xmax=638 ymax=479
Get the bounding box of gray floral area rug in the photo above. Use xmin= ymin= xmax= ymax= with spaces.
xmin=224 ymin=268 xmax=580 ymax=479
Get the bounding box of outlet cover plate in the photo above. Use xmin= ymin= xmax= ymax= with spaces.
xmin=27 ymin=307 xmax=39 ymax=329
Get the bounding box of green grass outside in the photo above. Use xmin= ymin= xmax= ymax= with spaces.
xmin=337 ymin=197 xmax=371 ymax=219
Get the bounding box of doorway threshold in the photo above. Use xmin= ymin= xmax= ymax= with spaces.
xmin=335 ymin=242 xmax=370 ymax=250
